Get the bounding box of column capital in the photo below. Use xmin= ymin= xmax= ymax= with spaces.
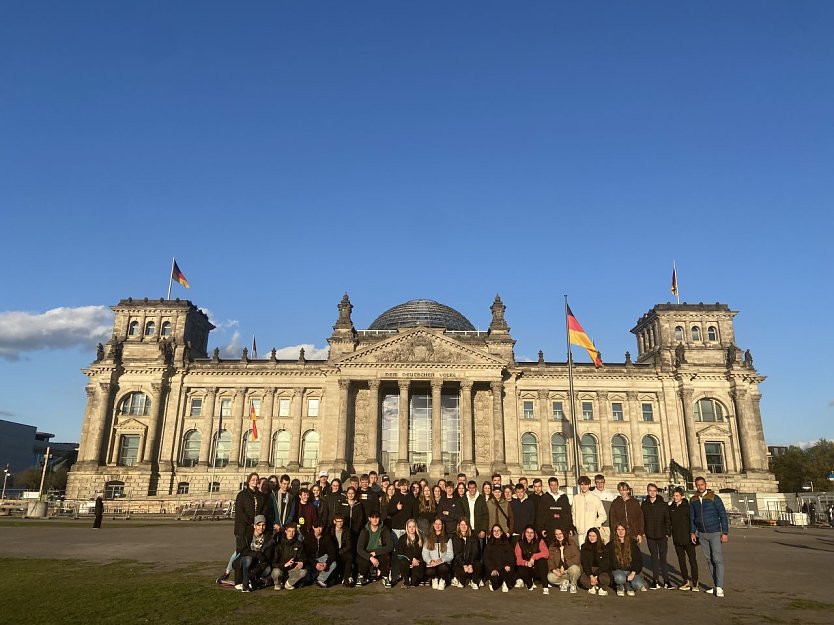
xmin=338 ymin=379 xmax=351 ymax=391
xmin=151 ymin=382 xmax=164 ymax=394
xmin=398 ymin=379 xmax=410 ymax=392
xmin=431 ymin=378 xmax=443 ymax=391
xmin=731 ymin=387 xmax=748 ymax=400
xmin=205 ymin=386 xmax=218 ymax=397
xmin=264 ymin=386 xmax=277 ymax=395
xmin=368 ymin=379 xmax=381 ymax=391
xmin=460 ymin=379 xmax=473 ymax=392
xmin=537 ymin=389 xmax=549 ymax=401
xmin=596 ymin=390 xmax=608 ymax=402
xmin=678 ymin=387 xmax=693 ymax=402
xmin=490 ymin=380 xmax=503 ymax=392
xmin=293 ymin=387 xmax=305 ymax=397
xmin=234 ymin=388 xmax=247 ymax=398
xmin=85 ymin=385 xmax=96 ymax=398
xmin=626 ymin=390 xmax=639 ymax=401
xmin=99 ymin=382 xmax=114 ymax=394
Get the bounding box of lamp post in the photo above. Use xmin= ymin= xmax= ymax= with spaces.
xmin=2 ymin=466 xmax=10 ymax=499
xmin=37 ymin=446 xmax=52 ymax=500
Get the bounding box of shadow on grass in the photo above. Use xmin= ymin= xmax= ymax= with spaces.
xmin=0 ymin=558 xmax=346 ymax=625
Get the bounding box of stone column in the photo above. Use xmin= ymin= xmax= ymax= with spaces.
xmin=89 ymin=382 xmax=115 ymax=465
xmin=76 ymin=386 xmax=97 ymax=464
xmin=429 ymin=379 xmax=444 ymax=475
xmin=258 ymin=388 xmax=276 ymax=467
xmin=366 ymin=380 xmax=381 ymax=468
xmin=334 ymin=380 xmax=350 ymax=467
xmin=287 ymin=388 xmax=305 ymax=471
xmin=141 ymin=383 xmax=165 ymax=464
xmin=625 ymin=391 xmax=644 ymax=473
xmin=732 ymin=388 xmax=757 ymax=473
xmin=198 ymin=388 xmax=217 ymax=466
xmin=395 ymin=380 xmax=411 ymax=477
xmin=598 ymin=391 xmax=614 ymax=472
xmin=679 ymin=388 xmax=703 ymax=472
xmin=749 ymin=392 xmax=768 ymax=471
xmin=459 ymin=381 xmax=475 ymax=474
xmin=229 ymin=389 xmax=246 ymax=468
xmin=538 ymin=390 xmax=554 ymax=472
xmin=491 ymin=381 xmax=507 ymax=472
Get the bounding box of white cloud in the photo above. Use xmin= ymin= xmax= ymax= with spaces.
xmin=0 ymin=409 xmax=14 ymax=417
xmin=199 ymin=308 xmax=239 ymax=332
xmin=273 ymin=344 xmax=330 ymax=360
xmin=221 ymin=331 xmax=242 ymax=357
xmin=0 ymin=306 xmax=113 ymax=361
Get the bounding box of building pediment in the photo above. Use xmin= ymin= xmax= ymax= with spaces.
xmin=336 ymin=329 xmax=505 ymax=367
xmin=696 ymin=424 xmax=730 ymax=439
xmin=115 ymin=417 xmax=147 ymax=433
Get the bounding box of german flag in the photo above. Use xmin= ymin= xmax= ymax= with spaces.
xmin=567 ymin=305 xmax=603 ymax=368
xmin=172 ymin=260 xmax=190 ymax=288
xmin=250 ymin=401 xmax=258 ymax=441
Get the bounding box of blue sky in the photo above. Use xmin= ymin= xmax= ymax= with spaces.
xmin=1 ymin=2 xmax=832 ymax=446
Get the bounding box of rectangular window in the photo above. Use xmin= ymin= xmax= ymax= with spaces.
xmin=705 ymin=442 xmax=725 ymax=474
xmin=220 ymin=398 xmax=232 ymax=417
xmin=118 ymin=435 xmax=140 ymax=466
xmin=380 ymin=394 xmax=400 ymax=470
xmin=441 ymin=394 xmax=461 ymax=475
xmin=189 ymin=398 xmax=202 ymax=417
xmin=176 ymin=482 xmax=189 ymax=495
xmin=307 ymin=398 xmax=320 ymax=417
xmin=250 ymin=398 xmax=261 ymax=416
xmin=641 ymin=403 xmax=654 ymax=422
xmin=611 ymin=402 xmax=624 ymax=421
xmin=582 ymin=401 xmax=594 ymax=421
xmin=209 ymin=482 xmax=220 ymax=494
xmin=522 ymin=400 xmax=535 ymax=420
xmin=551 ymin=401 xmax=564 ymax=420
xmin=278 ymin=398 xmax=290 ymax=417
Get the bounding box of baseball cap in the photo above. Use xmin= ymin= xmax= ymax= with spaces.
xmin=319 ymin=470 xmax=329 ymax=477
xmin=254 ymin=515 xmax=267 ymax=525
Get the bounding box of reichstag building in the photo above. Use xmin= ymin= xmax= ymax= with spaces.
xmin=66 ymin=294 xmax=777 ymax=499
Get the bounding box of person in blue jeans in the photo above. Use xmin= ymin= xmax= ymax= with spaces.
xmin=689 ymin=476 xmax=729 ymax=597
xmin=607 ymin=523 xmax=647 ymax=596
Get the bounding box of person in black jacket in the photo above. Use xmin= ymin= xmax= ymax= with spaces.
xmin=232 ymin=514 xmax=275 ymax=592
xmin=579 ymin=527 xmax=610 ymax=596
xmin=271 ymin=523 xmax=306 ymax=590
xmin=437 ymin=482 xmax=463 ymax=536
xmin=357 ymin=474 xmax=380 ymax=518
xmin=322 ymin=478 xmax=348 ymax=530
xmin=234 ymin=473 xmax=266 ymax=549
xmin=329 ymin=513 xmax=355 ymax=586
xmin=356 ymin=511 xmax=394 ymax=587
xmin=388 ymin=479 xmax=417 ymax=539
xmin=536 ymin=477 xmax=573 ymax=544
xmin=93 ymin=494 xmax=104 ymax=529
xmin=304 ymin=519 xmax=338 ymax=587
xmin=641 ymin=483 xmax=673 ymax=589
xmin=397 ymin=518 xmax=426 ymax=587
xmin=608 ymin=523 xmax=647 ymax=596
xmin=452 ymin=518 xmax=482 ymax=589
xmin=483 ymin=524 xmax=516 ymax=592
xmin=669 ymin=487 xmax=699 ymax=591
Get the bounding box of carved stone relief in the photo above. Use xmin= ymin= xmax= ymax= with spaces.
xmin=473 ymin=389 xmax=492 ymax=464
xmin=353 ymin=388 xmax=370 ymax=460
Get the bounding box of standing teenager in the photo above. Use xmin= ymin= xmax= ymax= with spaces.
xmin=669 ymin=487 xmax=699 ymax=591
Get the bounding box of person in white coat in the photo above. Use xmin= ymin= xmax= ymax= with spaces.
xmin=574 ymin=476 xmax=607 ymax=545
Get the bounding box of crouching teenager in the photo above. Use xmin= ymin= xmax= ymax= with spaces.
xmin=608 ymin=523 xmax=647 ymax=596
xmin=304 ymin=519 xmax=337 ymax=587
xmin=514 ymin=525 xmax=550 ymax=594
xmin=356 ymin=511 xmax=393 ymax=587
xmin=452 ymin=518 xmax=482 ymax=589
xmin=271 ymin=523 xmax=306 ymax=591
xmin=233 ymin=514 xmax=275 ymax=592
xmin=423 ymin=517 xmax=454 ymax=590
xmin=579 ymin=527 xmax=611 ymax=596
xmin=546 ymin=527 xmax=581 ymax=593
xmin=483 ymin=524 xmax=516 ymax=592
xmin=397 ymin=519 xmax=426 ymax=587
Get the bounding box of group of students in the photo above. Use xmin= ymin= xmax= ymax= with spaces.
xmin=219 ymin=469 xmax=729 ymax=599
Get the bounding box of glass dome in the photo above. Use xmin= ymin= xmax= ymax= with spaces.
xmin=368 ymin=299 xmax=476 ymax=331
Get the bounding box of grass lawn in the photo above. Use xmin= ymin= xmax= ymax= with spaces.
xmin=0 ymin=558 xmax=349 ymax=625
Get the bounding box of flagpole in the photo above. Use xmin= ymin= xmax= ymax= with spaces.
xmin=209 ymin=413 xmax=221 ymax=502
xmin=564 ymin=295 xmax=581 ymax=489
xmin=167 ymin=257 xmax=175 ymax=300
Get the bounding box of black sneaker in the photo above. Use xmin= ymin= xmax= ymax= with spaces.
xmin=650 ymin=581 xmax=661 ymax=590
xmin=382 ymin=578 xmax=392 ymax=589
xmin=663 ymin=582 xmax=675 ymax=590
xmin=216 ymin=572 xmax=230 ymax=585
xmin=355 ymin=575 xmax=366 ymax=587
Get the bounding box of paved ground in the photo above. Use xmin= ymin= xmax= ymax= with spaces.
xmin=1 ymin=519 xmax=832 ymax=624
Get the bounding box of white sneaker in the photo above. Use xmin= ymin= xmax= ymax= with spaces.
xmin=450 ymin=577 xmax=461 ymax=588
xmin=234 ymin=584 xmax=243 ymax=590
xmin=431 ymin=578 xmax=439 ymax=590
xmin=560 ymin=581 xmax=570 ymax=592
xmin=284 ymin=581 xmax=294 ymax=590
xmin=437 ymin=579 xmax=446 ymax=591
xmin=716 ymin=587 xmax=724 ymax=597
xmin=598 ymin=588 xmax=608 ymax=596
xmin=501 ymin=582 xmax=509 ymax=592
xmin=627 ymin=589 xmax=635 ymax=596
xmin=470 ymin=581 xmax=479 ymax=590
xmin=543 ymin=587 xmax=550 ymax=595
xmin=570 ymin=585 xmax=577 ymax=594
xmin=515 ymin=578 xmax=524 ymax=588
xmin=489 ymin=582 xmax=495 ymax=591
xmin=588 ymin=586 xmax=598 ymax=595
xmin=479 ymin=580 xmax=485 ymax=588
xmin=529 ymin=583 xmax=536 ymax=591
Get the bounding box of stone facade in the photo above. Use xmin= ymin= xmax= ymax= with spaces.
xmin=66 ymin=295 xmax=778 ymax=500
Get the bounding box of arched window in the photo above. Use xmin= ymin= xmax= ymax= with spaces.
xmin=521 ymin=433 xmax=539 ymax=471
xmin=128 ymin=320 xmax=140 ymax=336
xmin=213 ymin=430 xmax=231 ymax=468
xmin=180 ymin=430 xmax=201 ymax=467
xmin=120 ymin=392 xmax=151 ymax=416
xmin=242 ymin=430 xmax=260 ymax=468
xmin=674 ymin=326 xmax=684 ymax=341
xmin=145 ymin=321 xmax=156 ymax=336
xmin=691 ymin=325 xmax=701 ymax=341
xmin=273 ymin=430 xmax=290 ymax=467
xmin=612 ymin=434 xmax=630 ymax=472
xmin=707 ymin=326 xmax=718 ymax=341
xmin=161 ymin=321 xmax=172 ymax=337
xmin=301 ymin=430 xmax=320 ymax=468
xmin=550 ymin=433 xmax=568 ymax=472
xmin=642 ymin=435 xmax=660 ymax=473
xmin=694 ymin=398 xmax=725 ymax=422
xmin=580 ymin=434 xmax=599 ymax=473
